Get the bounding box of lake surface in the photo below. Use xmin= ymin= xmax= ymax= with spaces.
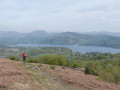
xmin=10 ymin=44 xmax=120 ymax=54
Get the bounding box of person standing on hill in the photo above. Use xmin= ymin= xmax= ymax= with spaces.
xmin=22 ymin=52 xmax=27 ymax=64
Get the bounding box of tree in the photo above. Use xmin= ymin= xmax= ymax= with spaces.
xmin=99 ymin=70 xmax=114 ymax=82
xmin=112 ymin=66 xmax=120 ymax=84
xmin=9 ymin=56 xmax=17 ymax=60
xmin=73 ymin=63 xmax=79 ymax=68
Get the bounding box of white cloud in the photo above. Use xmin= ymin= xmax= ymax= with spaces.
xmin=0 ymin=0 xmax=120 ymax=32
xmin=0 ymin=0 xmax=20 ymax=8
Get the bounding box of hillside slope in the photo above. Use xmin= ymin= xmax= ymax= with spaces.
xmin=23 ymin=63 xmax=120 ymax=90
xmin=45 ymin=65 xmax=120 ymax=90
xmin=0 ymin=58 xmax=71 ymax=90
xmin=0 ymin=58 xmax=120 ymax=90
xmin=0 ymin=58 xmax=45 ymax=90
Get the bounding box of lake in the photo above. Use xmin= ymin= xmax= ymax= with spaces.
xmin=10 ymin=44 xmax=120 ymax=54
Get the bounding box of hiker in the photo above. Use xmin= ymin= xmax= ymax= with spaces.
xmin=22 ymin=52 xmax=27 ymax=64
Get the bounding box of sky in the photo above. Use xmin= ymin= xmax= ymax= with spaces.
xmin=0 ymin=0 xmax=120 ymax=33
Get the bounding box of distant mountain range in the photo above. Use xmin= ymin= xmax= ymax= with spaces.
xmin=0 ymin=30 xmax=120 ymax=48
xmin=41 ymin=32 xmax=120 ymax=48
xmin=0 ymin=30 xmax=47 ymax=42
xmin=0 ymin=30 xmax=56 ymax=43
xmin=82 ymin=31 xmax=120 ymax=37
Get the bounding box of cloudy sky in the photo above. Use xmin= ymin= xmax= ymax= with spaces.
xmin=0 ymin=0 xmax=120 ymax=32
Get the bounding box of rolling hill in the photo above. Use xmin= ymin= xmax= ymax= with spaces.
xmin=41 ymin=32 xmax=120 ymax=48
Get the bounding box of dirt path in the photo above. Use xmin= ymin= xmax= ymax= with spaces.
xmin=25 ymin=64 xmax=74 ymax=90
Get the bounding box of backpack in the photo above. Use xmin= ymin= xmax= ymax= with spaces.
xmin=22 ymin=53 xmax=26 ymax=57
